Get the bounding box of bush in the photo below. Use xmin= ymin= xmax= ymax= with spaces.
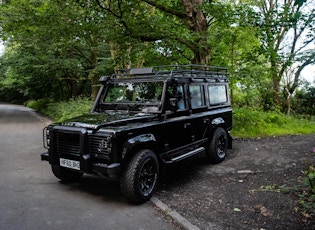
xmin=42 ymin=97 xmax=94 ymax=122
xmin=26 ymin=99 xmax=51 ymax=112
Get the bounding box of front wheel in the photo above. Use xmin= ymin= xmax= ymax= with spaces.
xmin=51 ymin=165 xmax=83 ymax=182
xmin=120 ymin=149 xmax=159 ymax=204
xmin=206 ymin=127 xmax=228 ymax=164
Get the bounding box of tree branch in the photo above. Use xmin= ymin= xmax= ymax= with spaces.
xmin=141 ymin=0 xmax=187 ymax=19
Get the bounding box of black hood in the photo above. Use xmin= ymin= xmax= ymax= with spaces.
xmin=59 ymin=112 xmax=155 ymax=130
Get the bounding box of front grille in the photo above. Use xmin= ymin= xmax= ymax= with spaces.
xmin=88 ymin=134 xmax=112 ymax=160
xmin=54 ymin=132 xmax=80 ymax=157
xmin=52 ymin=127 xmax=112 ymax=160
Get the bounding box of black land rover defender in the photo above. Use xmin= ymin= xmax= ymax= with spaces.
xmin=41 ymin=64 xmax=232 ymax=204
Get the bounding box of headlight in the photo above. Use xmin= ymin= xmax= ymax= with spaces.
xmin=88 ymin=134 xmax=112 ymax=159
xmin=97 ymin=136 xmax=112 ymax=154
xmin=43 ymin=127 xmax=51 ymax=149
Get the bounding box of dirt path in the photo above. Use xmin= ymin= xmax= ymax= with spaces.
xmin=155 ymin=135 xmax=315 ymax=230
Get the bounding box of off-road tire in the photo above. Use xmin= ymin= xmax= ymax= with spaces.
xmin=121 ymin=149 xmax=159 ymax=204
xmin=51 ymin=164 xmax=83 ymax=182
xmin=206 ymin=127 xmax=228 ymax=164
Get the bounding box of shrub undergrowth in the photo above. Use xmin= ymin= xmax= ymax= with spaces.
xmin=27 ymin=97 xmax=93 ymax=122
xmin=232 ymin=107 xmax=315 ymax=138
xmin=300 ymin=164 xmax=315 ymax=219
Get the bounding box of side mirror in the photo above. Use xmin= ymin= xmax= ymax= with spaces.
xmin=169 ymin=98 xmax=178 ymax=112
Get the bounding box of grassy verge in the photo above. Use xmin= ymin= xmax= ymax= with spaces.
xmin=231 ymin=108 xmax=315 ymax=138
xmin=27 ymin=98 xmax=93 ymax=122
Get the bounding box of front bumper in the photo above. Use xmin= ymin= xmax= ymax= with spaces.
xmin=41 ymin=152 xmax=121 ymax=177
xmin=41 ymin=152 xmax=49 ymax=161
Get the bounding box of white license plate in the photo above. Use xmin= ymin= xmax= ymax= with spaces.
xmin=59 ymin=158 xmax=80 ymax=170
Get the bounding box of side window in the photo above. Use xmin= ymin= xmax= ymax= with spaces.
xmin=189 ymin=85 xmax=204 ymax=109
xmin=208 ymin=85 xmax=228 ymax=105
xmin=166 ymin=84 xmax=186 ymax=110
xmin=176 ymin=85 xmax=185 ymax=110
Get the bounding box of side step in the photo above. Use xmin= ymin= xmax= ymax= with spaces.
xmin=170 ymin=147 xmax=205 ymax=163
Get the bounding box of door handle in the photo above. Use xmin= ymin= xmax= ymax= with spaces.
xmin=184 ymin=123 xmax=191 ymax=128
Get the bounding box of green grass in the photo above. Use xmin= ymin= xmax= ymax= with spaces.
xmin=231 ymin=108 xmax=315 ymax=138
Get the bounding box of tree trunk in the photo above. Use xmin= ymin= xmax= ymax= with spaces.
xmin=70 ymin=79 xmax=78 ymax=99
xmin=182 ymin=0 xmax=210 ymax=64
xmin=271 ymin=70 xmax=281 ymax=106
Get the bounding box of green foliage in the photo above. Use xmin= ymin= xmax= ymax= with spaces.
xmin=292 ymin=82 xmax=315 ymax=116
xmin=304 ymin=165 xmax=315 ymax=194
xmin=248 ymin=0 xmax=315 ymax=108
xmin=0 ymin=44 xmax=72 ymax=102
xmin=26 ymin=99 xmax=51 ymax=112
xmin=232 ymin=107 xmax=315 ymax=138
xmin=0 ymin=0 xmax=114 ymax=102
xmin=42 ymin=98 xmax=93 ymax=122
xmin=299 ymin=164 xmax=315 ymax=217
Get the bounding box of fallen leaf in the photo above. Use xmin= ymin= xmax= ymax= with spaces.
xmin=302 ymin=212 xmax=311 ymax=218
xmin=255 ymin=205 xmax=273 ymax=217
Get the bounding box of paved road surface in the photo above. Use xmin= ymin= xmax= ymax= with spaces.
xmin=0 ymin=104 xmax=175 ymax=230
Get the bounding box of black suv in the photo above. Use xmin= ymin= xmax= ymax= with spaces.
xmin=41 ymin=64 xmax=232 ymax=204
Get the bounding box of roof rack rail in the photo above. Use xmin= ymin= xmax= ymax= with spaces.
xmin=114 ymin=64 xmax=229 ymax=79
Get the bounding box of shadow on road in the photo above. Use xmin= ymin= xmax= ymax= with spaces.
xmin=56 ymin=175 xmax=125 ymax=203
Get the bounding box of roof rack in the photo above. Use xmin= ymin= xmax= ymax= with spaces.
xmin=114 ymin=64 xmax=229 ymax=79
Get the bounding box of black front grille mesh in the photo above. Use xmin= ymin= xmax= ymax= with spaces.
xmin=54 ymin=132 xmax=80 ymax=156
xmin=52 ymin=129 xmax=111 ymax=160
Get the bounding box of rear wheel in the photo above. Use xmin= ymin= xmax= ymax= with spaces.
xmin=121 ymin=149 xmax=159 ymax=204
xmin=51 ymin=165 xmax=83 ymax=182
xmin=206 ymin=127 xmax=228 ymax=164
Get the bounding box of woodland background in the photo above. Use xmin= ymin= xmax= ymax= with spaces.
xmin=0 ymin=0 xmax=314 ymax=116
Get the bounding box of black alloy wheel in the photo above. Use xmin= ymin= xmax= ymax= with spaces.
xmin=206 ymin=127 xmax=228 ymax=164
xmin=121 ymin=149 xmax=159 ymax=204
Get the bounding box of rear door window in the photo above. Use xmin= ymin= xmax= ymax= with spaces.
xmin=208 ymin=85 xmax=227 ymax=105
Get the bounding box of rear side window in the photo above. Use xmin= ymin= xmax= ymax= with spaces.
xmin=208 ymin=85 xmax=228 ymax=105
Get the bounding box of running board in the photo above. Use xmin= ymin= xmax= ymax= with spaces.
xmin=170 ymin=147 xmax=205 ymax=163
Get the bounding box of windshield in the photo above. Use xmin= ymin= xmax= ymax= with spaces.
xmin=100 ymin=81 xmax=164 ymax=113
xmin=105 ymin=81 xmax=164 ymax=103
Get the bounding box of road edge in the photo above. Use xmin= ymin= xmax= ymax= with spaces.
xmin=150 ymin=196 xmax=201 ymax=230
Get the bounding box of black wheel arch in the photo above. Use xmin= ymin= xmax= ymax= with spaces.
xmin=121 ymin=133 xmax=160 ymax=168
xmin=209 ymin=123 xmax=226 ymax=140
xmin=208 ymin=117 xmax=232 ymax=149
